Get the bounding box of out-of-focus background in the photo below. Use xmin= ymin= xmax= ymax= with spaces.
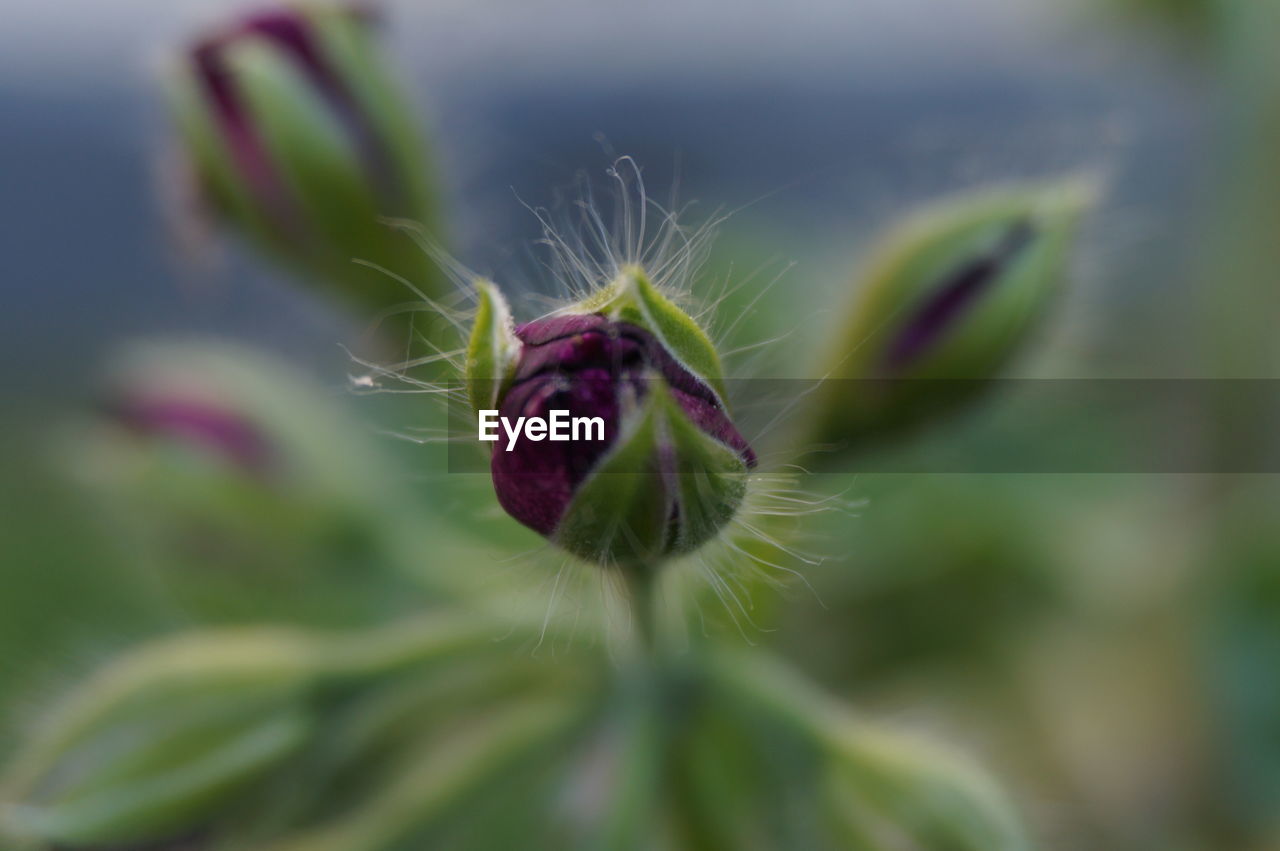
xmin=2 ymin=0 xmax=1277 ymax=848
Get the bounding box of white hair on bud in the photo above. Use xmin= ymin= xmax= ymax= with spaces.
xmin=514 ymin=156 xmax=733 ymax=314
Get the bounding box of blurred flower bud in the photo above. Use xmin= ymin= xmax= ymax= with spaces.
xmin=466 ymin=269 xmax=756 ymax=567
xmin=809 ymin=178 xmax=1095 ymax=451
xmin=165 ymin=3 xmax=446 ymax=322
xmin=107 ymin=387 xmax=278 ymax=478
xmin=72 ymin=340 xmax=420 ymax=624
xmin=1 ymin=631 xmax=316 ymax=848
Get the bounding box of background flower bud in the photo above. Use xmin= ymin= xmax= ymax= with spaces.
xmin=807 ymin=177 xmax=1096 ymax=452
xmin=165 ymin=3 xmax=446 ymax=324
xmin=71 ymin=340 xmax=427 ymax=625
xmin=470 ymin=272 xmax=755 ymax=566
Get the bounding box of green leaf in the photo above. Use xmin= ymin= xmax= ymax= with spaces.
xmin=254 ymin=696 xmax=589 ymax=851
xmin=14 ymin=711 xmax=310 ymax=847
xmin=824 ymin=720 xmax=1030 ymax=851
xmin=710 ymin=651 xmax=1031 ymax=851
xmin=1 ymin=630 xmax=315 ymax=797
xmin=0 ymin=631 xmax=318 ymax=847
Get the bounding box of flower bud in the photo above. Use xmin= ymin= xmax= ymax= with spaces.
xmin=106 ymin=386 xmax=277 ymax=478
xmin=165 ymin=3 xmax=445 ymax=318
xmin=467 ymin=269 xmax=756 ymax=566
xmin=809 ymin=178 xmax=1095 ymax=451
xmin=73 ymin=341 xmax=416 ymax=623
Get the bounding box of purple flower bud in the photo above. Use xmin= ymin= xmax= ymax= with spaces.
xmin=167 ymin=3 xmax=447 ymax=314
xmin=189 ymin=6 xmax=400 ymax=213
xmin=491 ymin=314 xmax=756 ymax=545
xmin=808 ymin=178 xmax=1094 ymax=452
xmin=107 ymin=394 xmax=275 ymax=476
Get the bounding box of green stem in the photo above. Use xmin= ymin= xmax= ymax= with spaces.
xmin=593 ymin=689 xmax=662 ymax=851
xmin=622 ymin=566 xmax=660 ymax=658
xmin=589 ymin=564 xmax=666 ymax=851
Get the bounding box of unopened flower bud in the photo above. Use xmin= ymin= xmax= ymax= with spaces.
xmin=810 ymin=177 xmax=1095 ymax=450
xmin=467 ymin=269 xmax=756 ymax=567
xmin=88 ymin=341 xmax=386 ymax=516
xmin=74 ymin=341 xmax=412 ymax=622
xmin=165 ymin=3 xmax=445 ymax=318
xmin=107 ymin=389 xmax=277 ymax=477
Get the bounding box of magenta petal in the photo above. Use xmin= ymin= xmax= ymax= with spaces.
xmin=110 ymin=396 xmax=275 ymax=475
xmin=490 ymin=314 xmax=754 ymax=538
xmin=191 ymin=38 xmax=287 ymax=213
xmin=883 ymin=219 xmax=1036 ymax=371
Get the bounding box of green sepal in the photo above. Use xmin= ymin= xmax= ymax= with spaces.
xmin=554 ymin=381 xmax=748 ymax=567
xmin=231 ymin=36 xmax=433 ymax=308
xmin=464 ymin=280 xmax=520 ymax=416
xmin=305 ymin=6 xmax=439 ymax=227
xmin=665 ymin=393 xmax=750 ymax=557
xmin=576 ymin=266 xmax=727 ymax=401
xmin=553 ymin=383 xmax=674 ymax=566
xmin=836 ymin=177 xmax=1095 ymax=380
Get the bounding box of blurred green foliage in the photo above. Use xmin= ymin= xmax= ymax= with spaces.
xmin=5 ymin=0 xmax=1280 ymax=848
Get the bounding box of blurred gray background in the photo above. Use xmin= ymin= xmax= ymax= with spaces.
xmin=0 ymin=0 xmax=1205 ymax=406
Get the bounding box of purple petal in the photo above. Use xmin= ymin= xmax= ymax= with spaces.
xmin=491 ymin=315 xmax=754 ymax=537
xmin=190 ymin=37 xmax=294 ymax=224
xmin=883 ymin=218 xmax=1036 ymax=371
xmin=109 ymin=396 xmax=275 ymax=476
